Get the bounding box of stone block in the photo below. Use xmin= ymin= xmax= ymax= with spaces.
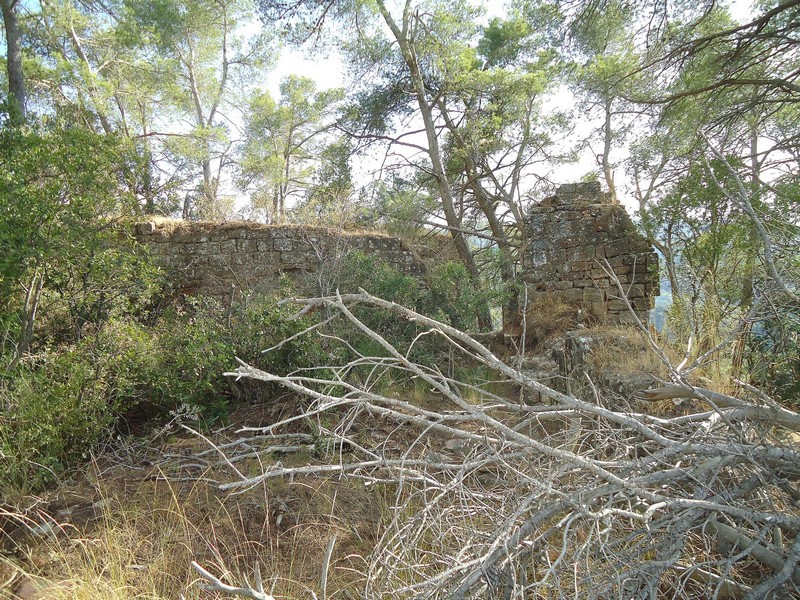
xmin=556 ymin=288 xmax=584 ymax=303
xmin=148 ymin=243 xmax=167 ymax=256
xmin=274 ymin=238 xmax=294 ymax=252
xmin=607 ymin=298 xmax=631 ymax=312
xmin=191 ymin=243 xmax=209 ymax=256
xmin=612 ymin=264 xmax=629 ymax=276
xmin=237 ymin=239 xmax=259 ymax=253
xmin=629 ymin=272 xmax=655 ymax=284
xmin=281 ymin=251 xmax=313 ymax=267
xmin=250 ymin=262 xmax=279 ymax=277
xmin=570 ymin=261 xmax=593 ymax=272
xmin=606 ymin=256 xmax=626 ymax=267
xmin=136 ymin=222 xmax=156 ymax=235
xmin=626 ymin=284 xmax=646 ymax=298
xmin=219 ymin=240 xmax=238 ymax=254
xmin=170 ymin=229 xmax=196 ymax=243
xmin=603 ymin=238 xmax=633 ymax=258
xmin=556 ymin=181 xmax=601 ymax=197
xmin=208 ymin=254 xmax=231 ymax=267
xmin=583 ymin=288 xmax=605 ymax=303
xmin=529 ymin=251 xmax=548 ymax=268
xmin=568 ymin=245 xmax=596 ymax=262
xmin=207 ymin=229 xmax=228 ymax=241
xmin=627 ymin=297 xmax=650 ymax=310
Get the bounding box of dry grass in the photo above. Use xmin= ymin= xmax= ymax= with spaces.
xmin=585 ymin=326 xmax=674 ymax=379
xmin=523 ymin=293 xmax=578 ymax=346
xmin=0 ymin=429 xmax=385 ymax=600
xmin=1 ymin=304 xmax=775 ymax=599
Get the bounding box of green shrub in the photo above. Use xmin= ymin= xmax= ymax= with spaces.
xmin=0 ymin=345 xmax=118 ymax=490
xmin=424 ymin=261 xmax=498 ymax=331
xmin=337 ymin=250 xmax=421 ymax=306
xmin=0 ymin=123 xmax=152 ymax=359
xmin=0 ymin=291 xmax=323 ymax=493
xmin=84 ymin=293 xmax=321 ymax=425
xmin=333 ymin=251 xmax=427 ymax=357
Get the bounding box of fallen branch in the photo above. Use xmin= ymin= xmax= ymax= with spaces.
xmin=706 ymin=520 xmax=800 ymax=585
xmin=202 ymin=291 xmax=800 ymax=599
xmin=192 ymin=562 xmax=274 ymax=600
xmin=638 ymin=384 xmax=800 ymax=431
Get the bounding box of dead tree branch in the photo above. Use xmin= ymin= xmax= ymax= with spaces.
xmin=208 ymin=290 xmax=800 ymax=599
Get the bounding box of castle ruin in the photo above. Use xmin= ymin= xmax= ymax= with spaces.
xmin=522 ymin=182 xmax=660 ymax=325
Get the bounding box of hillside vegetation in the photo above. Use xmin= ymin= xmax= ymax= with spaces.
xmin=1 ymin=0 xmax=799 ymax=598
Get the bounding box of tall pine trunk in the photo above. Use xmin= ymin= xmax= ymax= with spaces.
xmin=1 ymin=0 xmax=26 ymax=124
xmin=377 ymin=0 xmax=493 ymax=331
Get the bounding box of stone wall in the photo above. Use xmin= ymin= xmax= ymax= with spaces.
xmin=523 ymin=182 xmax=660 ymax=325
xmin=136 ymin=188 xmax=659 ymax=326
xmin=134 ymin=221 xmax=424 ymax=303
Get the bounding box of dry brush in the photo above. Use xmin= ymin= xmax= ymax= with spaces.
xmin=199 ymin=289 xmax=800 ymax=600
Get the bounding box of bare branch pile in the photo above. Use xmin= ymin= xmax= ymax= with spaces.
xmin=219 ymin=290 xmax=800 ymax=599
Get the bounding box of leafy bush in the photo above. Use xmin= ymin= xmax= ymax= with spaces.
xmin=0 ymin=292 xmax=322 ymax=492
xmin=332 ymin=252 xmax=498 ymax=372
xmin=337 ymin=250 xmax=421 ymax=306
xmin=334 ymin=250 xmax=425 ymax=357
xmin=0 ymin=121 xmax=159 ymax=362
xmin=0 ymin=345 xmax=119 ymax=490
xmin=34 ymin=241 xmax=164 ymax=347
xmin=748 ymin=313 xmax=800 ymax=407
xmin=90 ymin=294 xmax=321 ymax=423
xmin=424 ymin=261 xmax=498 ymax=331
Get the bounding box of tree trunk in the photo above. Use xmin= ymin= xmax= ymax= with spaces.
xmin=437 ymin=101 xmax=521 ymax=332
xmin=141 ymin=138 xmax=156 ymax=214
xmin=376 ymin=0 xmax=492 ymax=331
xmin=602 ymin=96 xmax=617 ymax=202
xmin=1 ymin=0 xmax=26 ymax=124
xmin=9 ymin=271 xmax=43 ymax=370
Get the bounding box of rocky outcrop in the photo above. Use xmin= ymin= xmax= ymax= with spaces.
xmin=523 ymin=182 xmax=659 ymax=325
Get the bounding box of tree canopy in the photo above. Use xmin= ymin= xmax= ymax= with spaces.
xmin=2 ymin=0 xmax=798 ymax=384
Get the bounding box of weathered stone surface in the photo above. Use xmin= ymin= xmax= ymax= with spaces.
xmin=583 ymin=288 xmax=605 ymax=303
xmin=134 ymin=221 xmax=425 ymax=303
xmin=524 ymin=183 xmax=660 ymax=326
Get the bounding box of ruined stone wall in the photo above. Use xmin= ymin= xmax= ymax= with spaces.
xmin=136 ymin=190 xmax=658 ymax=325
xmin=134 ymin=221 xmax=424 ymax=303
xmin=523 ymin=182 xmax=660 ymax=325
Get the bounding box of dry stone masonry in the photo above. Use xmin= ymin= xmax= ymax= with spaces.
xmin=523 ymin=182 xmax=660 ymax=325
xmin=135 ymin=185 xmax=659 ymax=327
xmin=134 ymin=221 xmax=424 ymax=303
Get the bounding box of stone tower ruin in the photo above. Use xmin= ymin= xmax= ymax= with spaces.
xmin=523 ymin=182 xmax=660 ymax=325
